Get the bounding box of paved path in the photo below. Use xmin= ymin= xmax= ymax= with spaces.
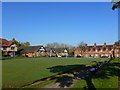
xmin=43 ymin=68 xmax=90 ymax=88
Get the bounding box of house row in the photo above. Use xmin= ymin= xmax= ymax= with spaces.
xmin=18 ymin=46 xmax=68 ymax=57
xmin=0 ymin=38 xmax=120 ymax=58
xmin=0 ymin=38 xmax=69 ymax=57
xmin=74 ymin=42 xmax=120 ymax=58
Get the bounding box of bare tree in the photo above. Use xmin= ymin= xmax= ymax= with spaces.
xmin=46 ymin=42 xmax=70 ymax=48
xmin=112 ymin=0 xmax=120 ymax=10
xmin=78 ymin=41 xmax=87 ymax=56
xmin=78 ymin=41 xmax=86 ymax=47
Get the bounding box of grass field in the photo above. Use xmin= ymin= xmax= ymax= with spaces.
xmin=2 ymin=57 xmax=107 ymax=88
xmin=72 ymin=58 xmax=120 ymax=89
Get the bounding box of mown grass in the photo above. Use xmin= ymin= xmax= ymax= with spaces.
xmin=2 ymin=57 xmax=107 ymax=88
xmin=72 ymin=58 xmax=120 ymax=89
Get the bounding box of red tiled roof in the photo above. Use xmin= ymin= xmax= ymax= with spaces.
xmin=76 ymin=44 xmax=114 ymax=49
xmin=0 ymin=39 xmax=14 ymax=47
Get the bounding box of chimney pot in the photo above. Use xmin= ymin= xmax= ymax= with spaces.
xmin=104 ymin=43 xmax=106 ymax=46
xmin=85 ymin=44 xmax=88 ymax=46
xmin=94 ymin=43 xmax=96 ymax=47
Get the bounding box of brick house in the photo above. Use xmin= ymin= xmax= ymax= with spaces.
xmin=0 ymin=38 xmax=17 ymax=56
xmin=18 ymin=46 xmax=46 ymax=57
xmin=74 ymin=42 xmax=120 ymax=58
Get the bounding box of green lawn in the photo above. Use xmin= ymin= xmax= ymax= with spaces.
xmin=72 ymin=58 xmax=120 ymax=89
xmin=2 ymin=57 xmax=107 ymax=88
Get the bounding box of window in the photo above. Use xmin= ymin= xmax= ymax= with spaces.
xmin=106 ymin=54 xmax=108 ymax=56
xmin=108 ymin=48 xmax=111 ymax=51
xmin=79 ymin=50 xmax=82 ymax=52
xmin=11 ymin=47 xmax=15 ymax=50
xmin=95 ymin=49 xmax=98 ymax=52
xmin=88 ymin=48 xmax=90 ymax=51
xmin=3 ymin=47 xmax=7 ymax=50
xmin=98 ymin=48 xmax=100 ymax=51
xmin=50 ymin=49 xmax=53 ymax=52
xmin=117 ymin=49 xmax=119 ymax=52
xmin=117 ymin=54 xmax=120 ymax=57
xmin=103 ymin=47 xmax=106 ymax=51
xmin=95 ymin=54 xmax=98 ymax=56
xmin=2 ymin=43 xmax=7 ymax=45
xmin=86 ymin=50 xmax=88 ymax=52
xmin=92 ymin=48 xmax=95 ymax=51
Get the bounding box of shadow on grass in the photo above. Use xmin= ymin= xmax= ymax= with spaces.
xmin=47 ymin=58 xmax=120 ymax=89
xmin=47 ymin=65 xmax=85 ymax=73
xmin=82 ymin=59 xmax=120 ymax=89
xmin=47 ymin=64 xmax=86 ymax=88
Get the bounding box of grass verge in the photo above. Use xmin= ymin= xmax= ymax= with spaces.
xmin=72 ymin=58 xmax=120 ymax=89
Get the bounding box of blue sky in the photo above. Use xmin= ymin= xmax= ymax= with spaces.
xmin=2 ymin=2 xmax=118 ymax=46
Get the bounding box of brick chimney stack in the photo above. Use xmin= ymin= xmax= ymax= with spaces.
xmin=104 ymin=42 xmax=106 ymax=47
xmin=85 ymin=44 xmax=88 ymax=47
xmin=94 ymin=43 xmax=96 ymax=47
xmin=12 ymin=38 xmax=15 ymax=42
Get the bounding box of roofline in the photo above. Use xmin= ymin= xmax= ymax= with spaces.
xmin=23 ymin=45 xmax=43 ymax=47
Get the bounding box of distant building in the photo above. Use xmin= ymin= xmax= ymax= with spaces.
xmin=74 ymin=42 xmax=120 ymax=58
xmin=18 ymin=46 xmax=46 ymax=57
xmin=45 ymin=47 xmax=57 ymax=57
xmin=45 ymin=47 xmax=68 ymax=57
xmin=0 ymin=38 xmax=17 ymax=56
xmin=19 ymin=46 xmax=69 ymax=57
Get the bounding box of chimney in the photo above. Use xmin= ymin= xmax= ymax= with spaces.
xmin=12 ymin=38 xmax=15 ymax=42
xmin=94 ymin=43 xmax=96 ymax=47
xmin=104 ymin=42 xmax=106 ymax=47
xmin=85 ymin=44 xmax=88 ymax=47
